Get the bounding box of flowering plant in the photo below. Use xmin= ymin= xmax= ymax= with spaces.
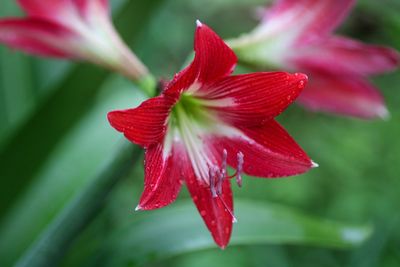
xmin=108 ymin=21 xmax=315 ymax=247
xmin=0 ymin=1 xmax=397 ymax=266
xmin=0 ymin=0 xmax=148 ymax=80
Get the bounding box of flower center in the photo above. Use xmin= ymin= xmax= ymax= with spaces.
xmin=169 ymin=93 xmax=219 ymax=184
xmin=168 ymin=93 xmax=244 ymax=222
xmin=169 ymin=94 xmax=244 ymax=185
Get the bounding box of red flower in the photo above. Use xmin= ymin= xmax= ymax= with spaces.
xmin=108 ymin=21 xmax=315 ymax=248
xmin=0 ymin=0 xmax=147 ymax=80
xmin=230 ymin=0 xmax=400 ymax=119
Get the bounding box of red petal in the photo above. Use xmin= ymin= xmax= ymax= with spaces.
xmin=184 ymin=164 xmax=234 ymax=249
xmin=75 ymin=0 xmax=109 ymax=18
xmin=18 ymin=0 xmax=109 ymax=22
xmin=107 ymin=96 xmax=176 ymax=147
xmin=207 ymin=120 xmax=313 ymax=177
xmin=263 ymin=0 xmax=355 ymax=41
xmin=297 ymin=72 xmax=388 ymax=119
xmin=0 ymin=18 xmax=75 ymax=57
xmin=75 ymin=0 xmax=108 ymax=11
xmin=192 ymin=22 xmax=237 ymax=84
xmin=163 ymin=22 xmax=237 ymax=97
xmin=18 ymin=0 xmax=71 ymax=20
xmin=137 ymin=142 xmax=183 ymax=210
xmin=291 ymin=37 xmax=400 ymax=76
xmin=197 ymin=72 xmax=307 ymax=127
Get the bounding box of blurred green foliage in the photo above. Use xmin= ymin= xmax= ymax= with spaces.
xmin=0 ymin=0 xmax=399 ymax=267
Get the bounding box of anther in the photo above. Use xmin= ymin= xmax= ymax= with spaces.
xmin=216 ymin=149 xmax=228 ymax=195
xmin=221 ymin=149 xmax=227 ymax=171
xmin=220 ymin=149 xmax=227 ymax=185
xmin=236 ymin=152 xmax=244 ymax=187
xmin=209 ymin=167 xmax=217 ymax=198
xmin=208 ymin=150 xmax=244 ymax=199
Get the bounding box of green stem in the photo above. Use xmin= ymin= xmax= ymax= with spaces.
xmin=137 ymin=74 xmax=158 ymax=97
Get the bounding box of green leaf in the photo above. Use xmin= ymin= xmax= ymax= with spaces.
xmin=14 ymin=142 xmax=141 ymax=267
xmin=0 ymin=1 xmax=163 ymax=266
xmin=0 ymin=76 xmax=145 ymax=267
xmin=104 ymin=200 xmax=372 ymax=266
xmin=0 ymin=1 xmax=35 ymax=145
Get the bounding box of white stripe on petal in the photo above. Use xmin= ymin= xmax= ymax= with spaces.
xmin=168 ymin=95 xmax=242 ymax=185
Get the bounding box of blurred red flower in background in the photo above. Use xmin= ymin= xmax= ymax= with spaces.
xmin=0 ymin=0 xmax=147 ymax=80
xmin=230 ymin=0 xmax=400 ymax=119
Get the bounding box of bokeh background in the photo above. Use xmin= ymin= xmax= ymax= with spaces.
xmin=0 ymin=0 xmax=399 ymax=266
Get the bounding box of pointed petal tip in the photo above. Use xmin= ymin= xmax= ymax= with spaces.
xmin=196 ymin=19 xmax=203 ymax=28
xmin=294 ymin=72 xmax=308 ymax=81
xmin=311 ymin=160 xmax=319 ymax=168
xmin=107 ymin=110 xmax=126 ymax=133
xmin=106 ymin=111 xmax=117 ymax=124
xmin=292 ymin=73 xmax=308 ymax=90
xmin=135 ymin=205 xmax=142 ymax=211
xmin=217 ymin=242 xmax=227 ymax=250
xmin=232 ymin=216 xmax=238 ymax=224
xmin=377 ymin=106 xmax=390 ymax=120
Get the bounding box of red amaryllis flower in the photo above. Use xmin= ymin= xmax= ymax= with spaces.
xmin=108 ymin=21 xmax=315 ymax=248
xmin=230 ymin=0 xmax=400 ymax=119
xmin=0 ymin=0 xmax=147 ymax=80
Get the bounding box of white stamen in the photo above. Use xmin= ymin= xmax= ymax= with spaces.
xmin=178 ymin=111 xmax=212 ymax=183
xmin=196 ymin=19 xmax=203 ymax=27
xmin=135 ymin=205 xmax=142 ymax=211
xmin=206 ymin=150 xmax=245 ymax=223
xmin=218 ymin=195 xmax=238 ymax=223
